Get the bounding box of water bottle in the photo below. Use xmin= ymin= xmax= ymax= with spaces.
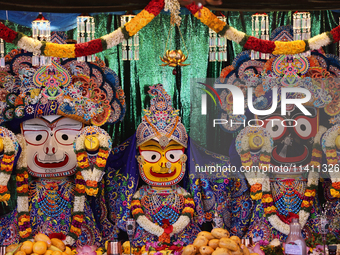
xmin=285 ymin=218 xmax=306 ymax=255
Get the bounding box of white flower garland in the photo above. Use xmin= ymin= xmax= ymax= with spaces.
xmin=101 ymin=28 xmax=125 ymax=49
xmin=323 ymin=126 xmax=340 ymax=182
xmin=170 ymin=215 xmax=190 ymax=236
xmin=225 ymin=27 xmax=246 ymax=44
xmin=309 ymin=33 xmax=331 ymax=51
xmin=17 ymin=37 xmax=42 ymax=54
xmin=164 ymin=0 xmax=181 ymax=26
xmin=137 ymin=215 xmax=164 ymax=237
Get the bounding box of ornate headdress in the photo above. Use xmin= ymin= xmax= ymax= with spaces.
xmin=136 ymin=84 xmax=187 ymax=147
xmin=0 ymin=50 xmax=126 ymax=129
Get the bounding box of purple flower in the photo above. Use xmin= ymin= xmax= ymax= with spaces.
xmin=154 ymin=252 xmax=162 ymax=255
xmin=76 ymin=245 xmax=97 ymax=255
xmin=259 ymin=240 xmax=269 ymax=246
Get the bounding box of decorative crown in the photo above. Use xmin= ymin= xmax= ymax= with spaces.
xmin=0 ymin=50 xmax=125 ymax=128
xmin=136 ymin=84 xmax=187 ymax=148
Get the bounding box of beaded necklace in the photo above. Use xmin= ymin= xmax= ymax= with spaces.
xmin=271 ymin=178 xmax=306 ymax=217
xmin=35 ymin=179 xmax=72 ymax=218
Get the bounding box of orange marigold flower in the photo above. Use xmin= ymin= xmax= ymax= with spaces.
xmin=332 ymin=182 xmax=340 ymax=190
xmin=250 ymin=183 xmax=262 ymax=193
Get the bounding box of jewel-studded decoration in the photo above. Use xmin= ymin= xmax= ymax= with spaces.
xmin=136 ymin=84 xmax=187 ymax=148
xmin=0 ymin=51 xmax=126 ymax=127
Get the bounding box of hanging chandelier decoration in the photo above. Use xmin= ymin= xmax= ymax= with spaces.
xmin=32 ymin=12 xmax=51 ymax=66
xmin=121 ymin=14 xmax=139 ymax=61
xmin=293 ymin=11 xmax=311 ymax=57
xmin=251 ymin=13 xmax=269 ymax=60
xmin=0 ymin=39 xmax=4 ymax=68
xmin=160 ymin=0 xmax=189 ymax=74
xmin=209 ymin=15 xmax=227 ymax=62
xmin=77 ymin=14 xmax=96 ymax=62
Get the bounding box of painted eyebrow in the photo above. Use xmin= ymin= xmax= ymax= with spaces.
xmin=166 ymin=144 xmax=182 ymax=148
xmin=23 ymin=123 xmax=49 ymax=128
xmin=56 ymin=124 xmax=82 ymax=129
xmin=143 ymin=144 xmax=161 ymax=148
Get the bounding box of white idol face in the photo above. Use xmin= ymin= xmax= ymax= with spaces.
xmin=21 ymin=115 xmax=83 ymax=178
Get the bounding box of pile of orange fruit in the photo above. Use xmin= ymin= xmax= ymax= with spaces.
xmin=5 ymin=233 xmax=72 ymax=255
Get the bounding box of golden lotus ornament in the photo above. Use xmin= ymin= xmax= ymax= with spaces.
xmin=160 ymin=49 xmax=190 ymax=67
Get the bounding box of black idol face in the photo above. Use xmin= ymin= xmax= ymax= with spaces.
xmin=257 ymin=105 xmax=318 ymax=167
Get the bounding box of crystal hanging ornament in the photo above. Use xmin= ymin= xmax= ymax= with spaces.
xmin=32 ymin=13 xmax=51 ymax=67
xmin=293 ymin=11 xmax=311 ymax=57
xmin=0 ymin=39 xmax=4 ymax=68
xmin=251 ymin=13 xmax=269 ymax=60
xmin=121 ymin=14 xmax=139 ymax=61
xmin=77 ymin=14 xmax=95 ymax=62
xmin=209 ymin=14 xmax=227 ymax=62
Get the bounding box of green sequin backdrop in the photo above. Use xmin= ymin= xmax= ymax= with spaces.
xmin=0 ymin=10 xmax=338 ymax=215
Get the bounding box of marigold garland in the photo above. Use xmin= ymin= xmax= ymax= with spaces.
xmin=74 ymin=127 xmax=112 ymax=197
xmin=0 ymin=132 xmax=18 ymax=205
xmin=0 ymin=0 xmax=340 ymax=58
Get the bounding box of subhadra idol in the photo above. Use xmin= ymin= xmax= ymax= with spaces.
xmin=131 ymin=84 xmax=200 ymax=246
xmin=0 ymin=51 xmax=126 ymax=247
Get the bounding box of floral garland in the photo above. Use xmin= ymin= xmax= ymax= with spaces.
xmin=0 ymin=0 xmax=164 ymax=58
xmin=1 ymin=0 xmax=340 ymax=57
xmin=323 ymin=125 xmax=340 ymax=198
xmin=261 ymin=127 xmax=325 ymax=235
xmin=131 ymin=189 xmax=194 ymax=243
xmin=0 ymin=130 xmax=17 ymax=204
xmin=237 ymin=127 xmax=272 ymax=200
xmin=74 ymin=126 xmax=112 ymax=197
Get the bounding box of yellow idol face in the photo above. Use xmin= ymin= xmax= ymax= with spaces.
xmin=138 ymin=139 xmax=187 ymax=186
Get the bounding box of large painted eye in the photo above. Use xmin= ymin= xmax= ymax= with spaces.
xmin=165 ymin=149 xmax=184 ymax=163
xmin=23 ymin=130 xmax=48 ymax=145
xmin=294 ymin=116 xmax=313 ymax=139
xmin=263 ymin=116 xmax=286 ymax=140
xmin=55 ymin=129 xmax=79 ymax=146
xmin=140 ymin=151 xmax=161 ymax=163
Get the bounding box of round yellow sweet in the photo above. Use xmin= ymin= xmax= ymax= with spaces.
xmin=335 ymin=135 xmax=340 ymax=150
xmin=21 ymin=241 xmax=34 ymax=255
xmin=33 ymin=241 xmax=47 ymax=255
xmin=0 ymin=138 xmax=4 ymax=153
xmin=249 ymin=133 xmax=264 ymax=150
xmin=16 ymin=251 xmax=26 ymax=255
xmin=85 ymin=135 xmax=99 ymax=151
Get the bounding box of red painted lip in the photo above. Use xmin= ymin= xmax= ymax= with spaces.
xmin=272 ymin=146 xmax=308 ymax=163
xmin=150 ymin=168 xmax=176 ymax=178
xmin=34 ymin=154 xmax=69 ymax=168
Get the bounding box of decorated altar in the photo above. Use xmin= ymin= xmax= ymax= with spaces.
xmin=1 ymin=0 xmax=340 ymax=255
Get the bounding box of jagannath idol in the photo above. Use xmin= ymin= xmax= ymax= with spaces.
xmin=105 ymin=84 xmax=253 ymax=249
xmin=0 ymin=50 xmax=126 ymax=246
xmin=216 ymin=25 xmax=340 ymax=241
